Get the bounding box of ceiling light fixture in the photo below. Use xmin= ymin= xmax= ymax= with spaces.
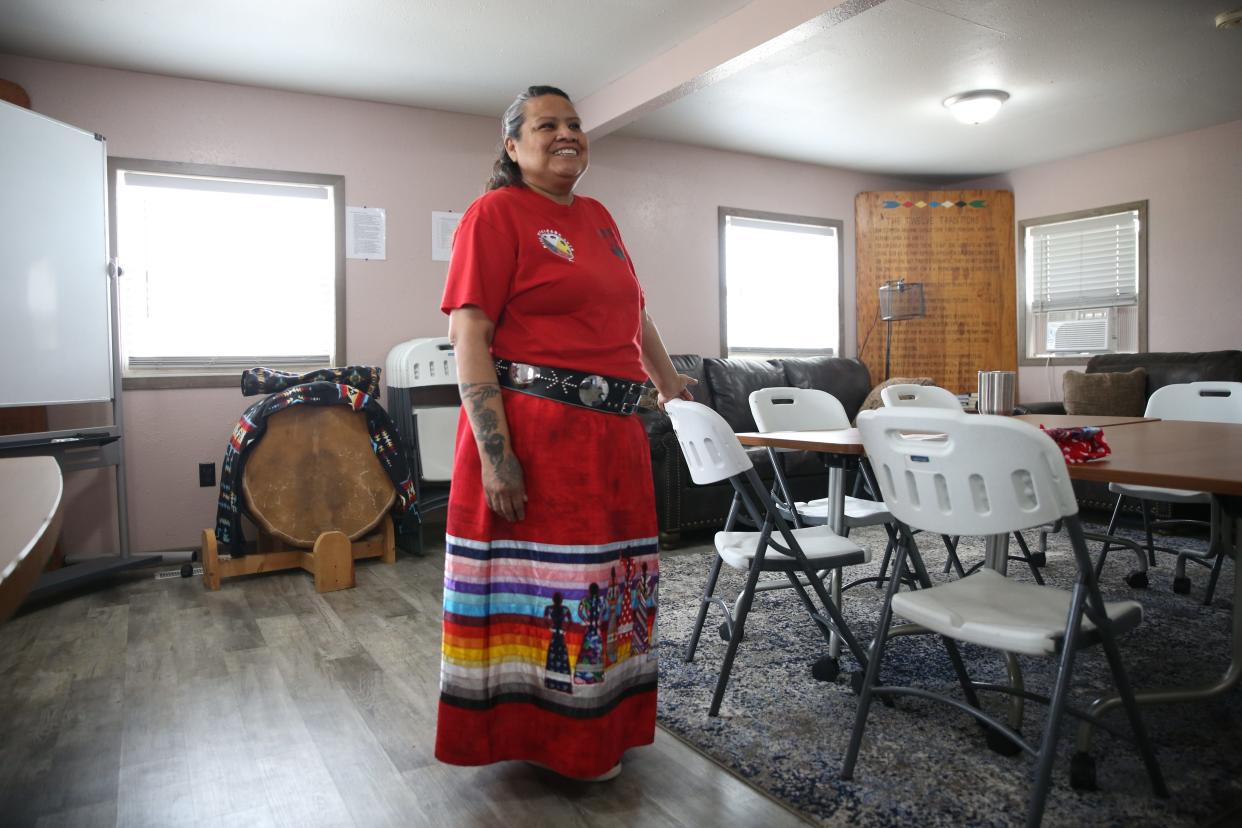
xmin=1216 ymin=9 xmax=1242 ymax=29
xmin=942 ymin=89 xmax=1010 ymax=125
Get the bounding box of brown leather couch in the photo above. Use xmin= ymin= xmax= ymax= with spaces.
xmin=638 ymin=354 xmax=873 ymax=547
xmin=1023 ymin=350 xmax=1242 ymax=513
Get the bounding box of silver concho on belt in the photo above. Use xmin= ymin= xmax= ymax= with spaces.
xmin=578 ymin=374 xmax=610 ymax=407
xmin=508 ymin=362 xmax=540 ymax=387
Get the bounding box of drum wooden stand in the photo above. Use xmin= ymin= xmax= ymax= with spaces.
xmin=201 ymin=406 xmax=398 ymax=593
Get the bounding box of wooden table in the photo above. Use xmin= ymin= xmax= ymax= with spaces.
xmin=0 ymin=456 xmax=64 ymax=622
xmin=1011 ymin=414 xmax=1156 ymax=429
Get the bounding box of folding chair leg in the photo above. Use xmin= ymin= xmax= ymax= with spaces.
xmin=686 ymin=554 xmax=725 ymax=663
xmin=1094 ymin=607 xmax=1168 ymax=799
xmin=1202 ymin=499 xmax=1222 ymax=608
xmin=874 ymin=536 xmax=895 ymax=589
xmin=842 ymin=534 xmax=910 ymax=779
xmin=1026 ymin=584 xmax=1086 ymax=828
xmin=708 ymin=557 xmax=764 ymax=717
xmin=1012 ymin=531 xmax=1045 ymax=586
xmin=803 ymin=565 xmax=869 ymax=668
xmin=1140 ymin=501 xmax=1156 ymax=566
xmin=941 ymin=637 xmax=982 ymax=708
xmin=943 ymin=535 xmax=966 ymax=577
xmin=1204 ymin=546 xmax=1227 ymax=606
xmin=1096 ymin=495 xmax=1126 ymax=579
xmin=786 ymin=573 xmax=839 ymax=649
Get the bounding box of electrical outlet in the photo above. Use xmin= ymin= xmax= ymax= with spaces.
xmin=198 ymin=462 xmax=216 ymax=487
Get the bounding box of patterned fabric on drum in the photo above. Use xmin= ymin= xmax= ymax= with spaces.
xmin=214 ymin=379 xmax=416 ymax=552
xmin=240 ymin=365 xmax=382 ymax=398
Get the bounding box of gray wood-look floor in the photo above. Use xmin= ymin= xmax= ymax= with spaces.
xmin=0 ymin=538 xmax=809 ymax=828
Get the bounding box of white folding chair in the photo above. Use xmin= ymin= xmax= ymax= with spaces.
xmin=749 ymin=387 xmax=907 ymax=679
xmin=879 ymin=383 xmax=962 ymax=410
xmin=843 ymin=407 xmax=1166 ymax=828
xmin=749 ymin=387 xmax=897 ymax=570
xmin=880 ymin=383 xmax=1046 ymax=582
xmin=665 ymin=399 xmax=872 ymax=715
xmin=1098 ymin=381 xmax=1242 ymax=604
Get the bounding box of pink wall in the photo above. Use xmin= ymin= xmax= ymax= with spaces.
xmin=0 ymin=54 xmax=912 ymax=554
xmin=957 ymin=118 xmax=1242 ymax=403
xmin=581 ymin=136 xmax=914 ymax=355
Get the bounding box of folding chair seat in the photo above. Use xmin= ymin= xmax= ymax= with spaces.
xmin=1097 ymin=381 xmax=1242 ymax=604
xmin=843 ymin=407 xmax=1166 ymax=828
xmin=664 ymin=399 xmax=872 ymax=716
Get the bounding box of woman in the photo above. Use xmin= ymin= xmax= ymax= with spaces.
xmin=435 ymin=86 xmax=693 ymax=781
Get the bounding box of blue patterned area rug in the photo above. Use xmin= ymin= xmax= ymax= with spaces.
xmin=654 ymin=524 xmax=1241 ymax=827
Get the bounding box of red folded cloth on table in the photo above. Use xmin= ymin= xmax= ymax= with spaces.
xmin=1040 ymin=425 xmax=1111 ymax=464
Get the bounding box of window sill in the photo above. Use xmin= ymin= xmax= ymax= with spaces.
xmin=122 ymin=372 xmax=242 ymax=391
xmin=1019 ymin=351 xmax=1145 ymax=368
xmin=122 ymin=363 xmax=335 ymax=391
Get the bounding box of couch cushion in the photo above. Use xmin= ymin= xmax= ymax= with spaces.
xmin=703 ymin=358 xmax=788 ymax=432
xmin=778 ymin=357 xmax=873 ymax=420
xmin=1086 ymin=351 xmax=1242 ymax=398
xmin=856 ymin=377 xmax=936 ymax=418
xmin=1063 ymin=368 xmax=1147 ymax=416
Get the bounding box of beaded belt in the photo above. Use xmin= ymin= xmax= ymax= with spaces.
xmin=494 ymin=358 xmax=650 ymax=416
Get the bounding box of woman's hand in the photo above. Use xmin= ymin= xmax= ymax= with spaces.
xmin=655 ymin=373 xmax=698 ymax=411
xmin=481 ymin=448 xmax=527 ymax=523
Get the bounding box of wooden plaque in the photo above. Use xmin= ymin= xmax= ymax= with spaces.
xmin=856 ymin=191 xmax=1015 ymax=394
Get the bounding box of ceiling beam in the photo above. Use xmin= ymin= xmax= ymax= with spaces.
xmin=577 ymin=0 xmax=886 ymax=138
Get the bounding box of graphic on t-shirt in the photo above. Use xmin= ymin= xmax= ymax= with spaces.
xmin=537 ymin=229 xmax=575 ymax=262
xmin=598 ymin=227 xmax=627 ymax=262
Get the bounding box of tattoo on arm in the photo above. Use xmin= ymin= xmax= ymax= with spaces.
xmin=496 ymin=454 xmax=523 ymax=487
xmin=460 ymin=382 xmax=501 ymax=409
xmin=480 ymin=432 xmax=506 ymax=468
xmin=460 ymin=382 xmax=508 ymax=469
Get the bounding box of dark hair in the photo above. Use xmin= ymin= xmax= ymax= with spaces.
xmin=487 ymin=85 xmax=572 ymax=191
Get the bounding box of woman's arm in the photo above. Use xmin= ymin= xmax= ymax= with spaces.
xmin=639 ymin=310 xmax=696 ymax=410
xmin=448 ymin=306 xmax=526 ymax=521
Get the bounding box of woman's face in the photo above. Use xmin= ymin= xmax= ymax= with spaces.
xmin=505 ymin=95 xmax=588 ymax=200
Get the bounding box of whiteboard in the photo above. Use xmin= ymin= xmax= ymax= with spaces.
xmin=0 ymin=101 xmax=113 ymax=407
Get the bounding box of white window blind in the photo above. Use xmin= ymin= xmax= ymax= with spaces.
xmin=1028 ymin=210 xmax=1139 ymax=312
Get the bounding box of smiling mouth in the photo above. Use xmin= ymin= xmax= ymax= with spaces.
xmin=552 ymin=147 xmax=579 ymax=156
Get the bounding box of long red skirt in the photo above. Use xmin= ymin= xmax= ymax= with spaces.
xmin=434 ymin=390 xmax=659 ymax=778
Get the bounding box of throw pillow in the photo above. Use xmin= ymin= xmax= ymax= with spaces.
xmin=1062 ymin=368 xmax=1147 ymax=416
xmin=856 ymin=377 xmax=936 ymax=418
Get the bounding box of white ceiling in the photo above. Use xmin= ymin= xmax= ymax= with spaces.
xmin=2 ymin=0 xmax=1240 ymax=180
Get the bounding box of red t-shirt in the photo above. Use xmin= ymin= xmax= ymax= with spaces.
xmin=440 ymin=185 xmax=647 ymax=382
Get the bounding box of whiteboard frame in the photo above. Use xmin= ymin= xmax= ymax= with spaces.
xmin=0 ymin=100 xmax=116 ymax=409
xmin=0 ymin=104 xmax=131 ymax=564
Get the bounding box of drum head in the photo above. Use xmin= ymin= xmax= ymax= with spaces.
xmin=242 ymin=405 xmax=396 ymax=547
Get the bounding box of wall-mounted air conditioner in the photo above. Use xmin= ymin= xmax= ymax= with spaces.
xmin=1046 ymin=315 xmax=1111 ymax=353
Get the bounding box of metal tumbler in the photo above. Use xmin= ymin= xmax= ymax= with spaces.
xmin=977 ymin=370 xmax=1016 ymax=416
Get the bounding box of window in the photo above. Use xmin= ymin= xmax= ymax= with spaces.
xmin=719 ymin=208 xmax=842 ymax=358
xmin=108 ymin=158 xmax=345 ymax=388
xmin=1017 ymin=201 xmax=1147 ymax=364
